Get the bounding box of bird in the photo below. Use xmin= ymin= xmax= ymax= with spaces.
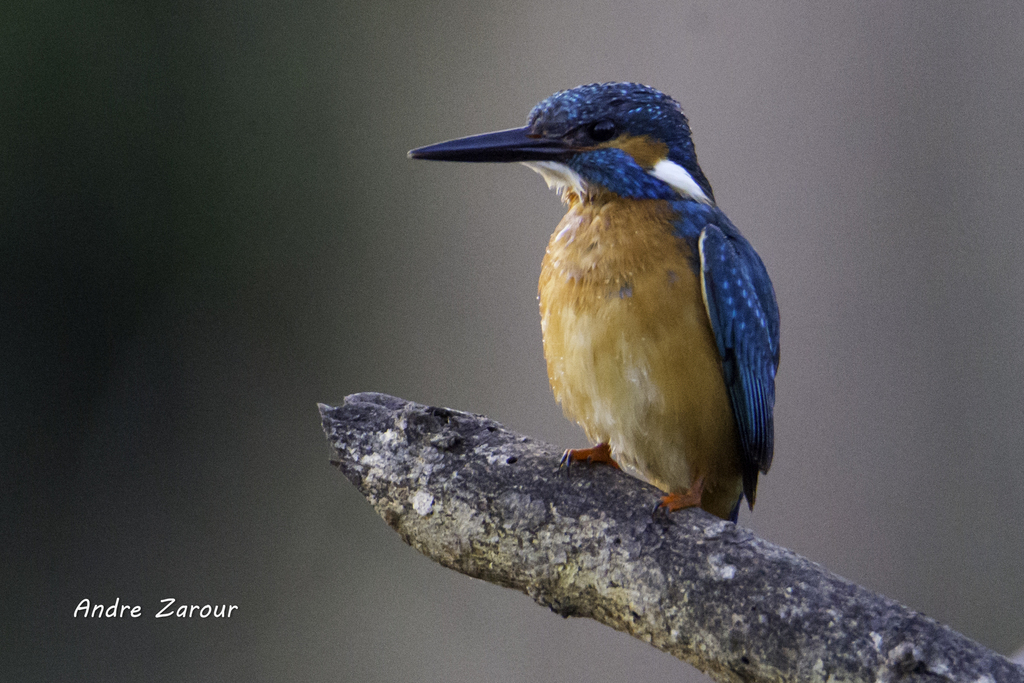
xmin=409 ymin=82 xmax=779 ymax=522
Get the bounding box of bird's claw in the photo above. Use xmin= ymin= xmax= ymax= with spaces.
xmin=651 ymin=499 xmax=673 ymax=524
xmin=558 ymin=448 xmax=573 ymax=477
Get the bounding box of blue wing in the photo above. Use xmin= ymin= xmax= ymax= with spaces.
xmin=697 ymin=220 xmax=780 ymax=509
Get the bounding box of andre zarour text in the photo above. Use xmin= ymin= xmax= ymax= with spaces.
xmin=73 ymin=597 xmax=238 ymax=619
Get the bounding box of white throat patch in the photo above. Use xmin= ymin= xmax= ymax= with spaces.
xmin=522 ymin=161 xmax=588 ymax=200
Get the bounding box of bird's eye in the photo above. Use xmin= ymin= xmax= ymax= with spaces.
xmin=587 ymin=120 xmax=616 ymax=142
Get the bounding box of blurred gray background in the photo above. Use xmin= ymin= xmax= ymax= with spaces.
xmin=4 ymin=1 xmax=1024 ymax=681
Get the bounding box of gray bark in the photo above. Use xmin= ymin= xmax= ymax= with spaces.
xmin=320 ymin=392 xmax=1023 ymax=683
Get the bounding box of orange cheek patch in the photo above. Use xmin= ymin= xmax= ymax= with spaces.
xmin=597 ymin=134 xmax=668 ymax=169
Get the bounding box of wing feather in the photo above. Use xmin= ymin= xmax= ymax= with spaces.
xmin=697 ymin=223 xmax=779 ymax=508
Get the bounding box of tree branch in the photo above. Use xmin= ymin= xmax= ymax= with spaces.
xmin=320 ymin=392 xmax=1022 ymax=683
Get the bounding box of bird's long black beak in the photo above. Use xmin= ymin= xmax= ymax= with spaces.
xmin=408 ymin=126 xmax=571 ymax=163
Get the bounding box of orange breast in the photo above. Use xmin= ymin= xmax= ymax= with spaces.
xmin=538 ymin=197 xmax=742 ymax=518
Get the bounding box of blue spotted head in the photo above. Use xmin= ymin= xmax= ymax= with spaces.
xmin=409 ymin=82 xmax=715 ymax=204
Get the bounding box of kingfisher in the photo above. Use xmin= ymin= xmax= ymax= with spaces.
xmin=409 ymin=82 xmax=779 ymax=522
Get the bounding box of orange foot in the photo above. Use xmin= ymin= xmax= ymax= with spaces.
xmin=656 ymin=475 xmax=706 ymax=514
xmin=559 ymin=442 xmax=619 ymax=474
